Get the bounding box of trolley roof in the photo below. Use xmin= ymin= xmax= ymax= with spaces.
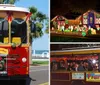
xmin=0 ymin=4 xmax=29 ymax=13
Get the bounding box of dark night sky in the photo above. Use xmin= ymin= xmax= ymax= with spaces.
xmin=50 ymin=0 xmax=100 ymax=19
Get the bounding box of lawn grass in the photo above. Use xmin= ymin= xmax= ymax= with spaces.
xmin=32 ymin=61 xmax=49 ymax=65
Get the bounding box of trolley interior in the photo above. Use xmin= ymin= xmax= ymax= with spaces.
xmin=51 ymin=48 xmax=100 ymax=85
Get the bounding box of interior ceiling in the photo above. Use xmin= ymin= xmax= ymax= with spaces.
xmin=51 ymin=0 xmax=100 ymax=19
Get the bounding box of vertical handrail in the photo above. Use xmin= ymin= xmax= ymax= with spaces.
xmin=7 ymin=12 xmax=12 ymax=44
xmin=26 ymin=21 xmax=29 ymax=44
xmin=8 ymin=21 xmax=11 ymax=43
xmin=26 ymin=13 xmax=32 ymax=45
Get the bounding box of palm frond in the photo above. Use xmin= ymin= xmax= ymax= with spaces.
xmin=29 ymin=6 xmax=37 ymax=14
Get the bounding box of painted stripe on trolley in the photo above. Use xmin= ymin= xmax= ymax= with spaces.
xmin=39 ymin=82 xmax=48 ymax=85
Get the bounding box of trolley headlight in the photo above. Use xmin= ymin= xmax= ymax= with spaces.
xmin=11 ymin=43 xmax=16 ymax=48
xmin=22 ymin=57 xmax=27 ymax=63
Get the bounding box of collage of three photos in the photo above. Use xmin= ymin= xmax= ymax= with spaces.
xmin=50 ymin=0 xmax=100 ymax=85
xmin=0 ymin=0 xmax=100 ymax=85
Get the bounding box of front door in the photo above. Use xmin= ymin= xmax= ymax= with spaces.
xmin=88 ymin=11 xmax=95 ymax=28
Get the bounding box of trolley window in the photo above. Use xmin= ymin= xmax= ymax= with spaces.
xmin=11 ymin=18 xmax=27 ymax=44
xmin=51 ymin=55 xmax=99 ymax=72
xmin=0 ymin=18 xmax=8 ymax=43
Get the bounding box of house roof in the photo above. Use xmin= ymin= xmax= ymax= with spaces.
xmin=51 ymin=15 xmax=67 ymax=22
xmin=51 ymin=10 xmax=100 ymax=25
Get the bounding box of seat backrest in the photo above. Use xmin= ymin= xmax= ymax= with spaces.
xmin=12 ymin=37 xmax=21 ymax=44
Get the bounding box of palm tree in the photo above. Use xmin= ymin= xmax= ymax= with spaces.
xmin=45 ymin=17 xmax=49 ymax=34
xmin=29 ymin=6 xmax=49 ymax=39
xmin=29 ymin=6 xmax=49 ymax=64
xmin=0 ymin=0 xmax=19 ymax=4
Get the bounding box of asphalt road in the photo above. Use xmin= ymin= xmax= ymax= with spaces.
xmin=0 ymin=65 xmax=49 ymax=85
xmin=29 ymin=65 xmax=49 ymax=85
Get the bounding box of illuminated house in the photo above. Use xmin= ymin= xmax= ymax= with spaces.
xmin=77 ymin=10 xmax=100 ymax=29
xmin=50 ymin=10 xmax=100 ymax=42
xmin=51 ymin=15 xmax=68 ymax=31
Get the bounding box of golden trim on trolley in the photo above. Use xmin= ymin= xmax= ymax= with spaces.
xmin=51 ymin=48 xmax=100 ymax=55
